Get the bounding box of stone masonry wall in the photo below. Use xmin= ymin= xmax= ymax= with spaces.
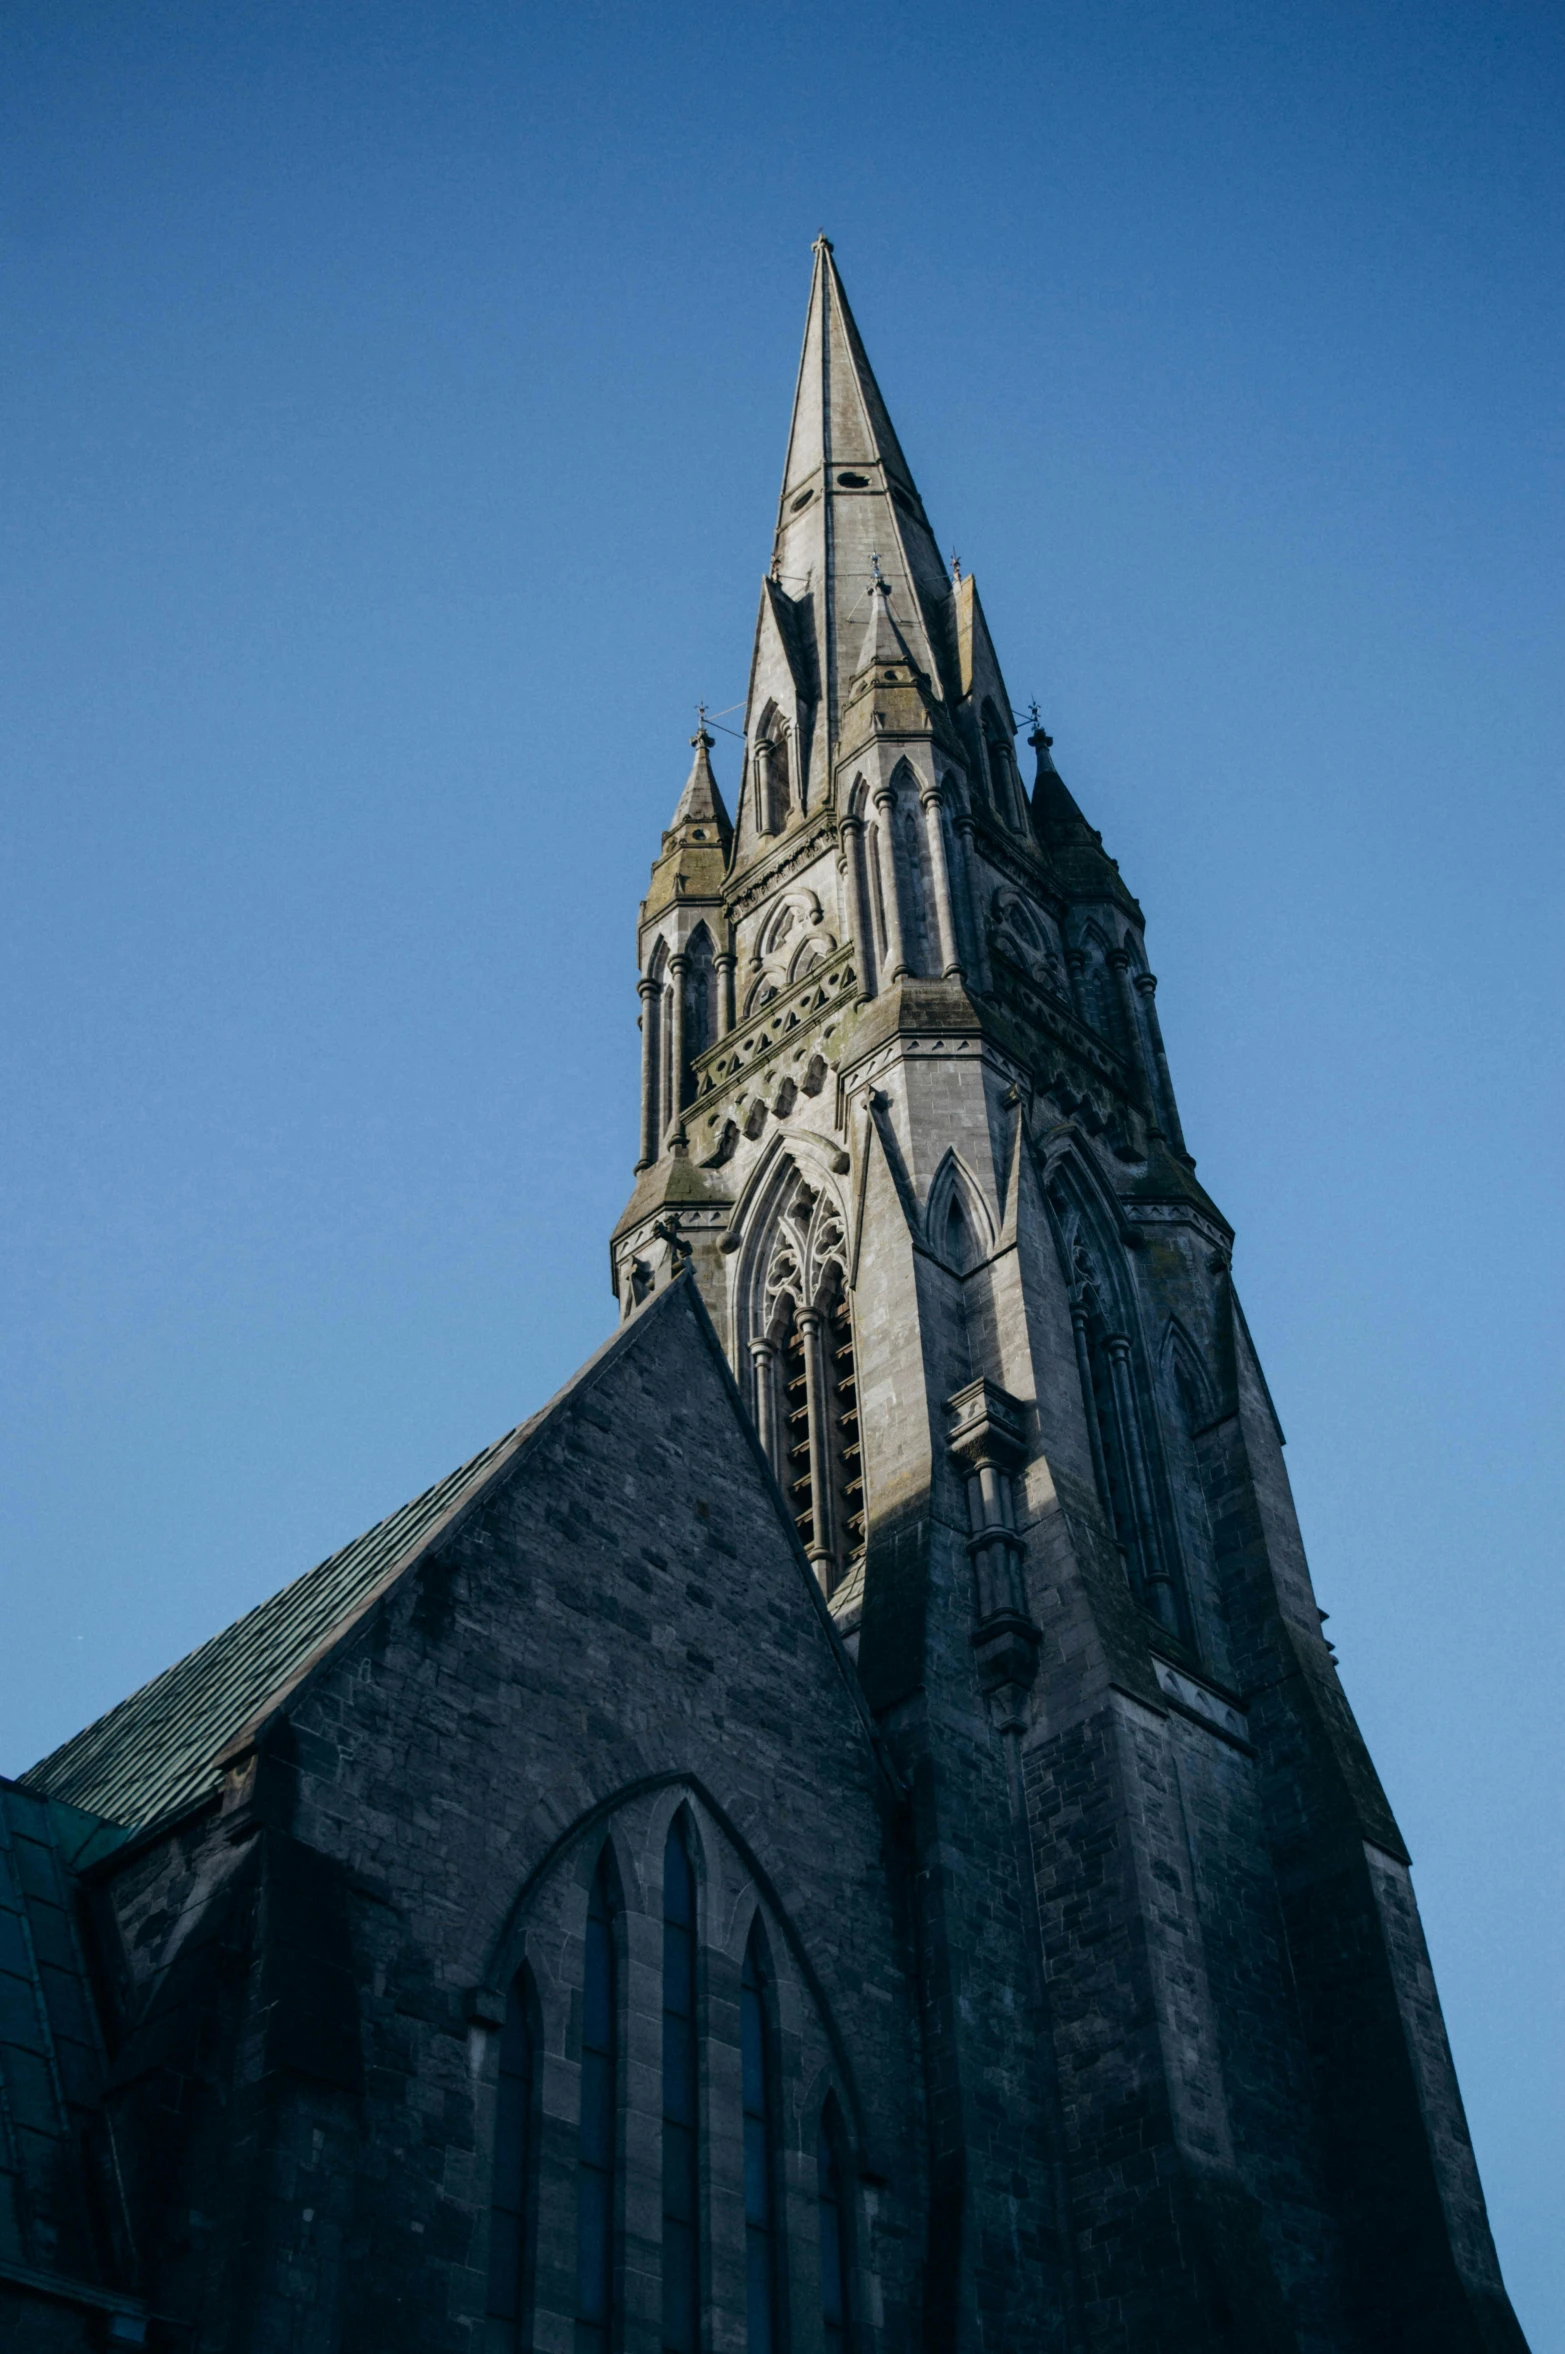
xmin=92 ymin=1283 xmax=925 ymax=2354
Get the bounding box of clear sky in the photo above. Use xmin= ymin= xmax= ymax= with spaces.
xmin=2 ymin=2 xmax=1560 ymax=2336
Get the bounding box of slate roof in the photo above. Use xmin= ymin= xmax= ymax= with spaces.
xmin=21 ymin=1422 xmax=530 ymax=1835
xmin=0 ymin=1779 xmax=135 ymax=2303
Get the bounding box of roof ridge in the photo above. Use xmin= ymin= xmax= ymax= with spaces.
xmin=22 ymin=1290 xmax=689 ymax=1831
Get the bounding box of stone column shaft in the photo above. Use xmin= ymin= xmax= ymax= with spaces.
xmin=1136 ymin=971 xmax=1187 ymax=1156
xmin=871 ymin=790 xmax=909 ymax=980
xmin=636 ymin=976 xmax=661 ymax=1170
xmin=797 ymin=1307 xmax=835 ymax=1586
xmin=839 ymin=818 xmax=876 ymax=1000
xmin=920 ymin=786 xmax=963 ymax=978
xmin=666 ymin=953 xmax=688 ymax=1142
xmin=954 ymin=813 xmax=989 ymax=993
xmin=749 ymin=1337 xmax=779 ymax=1476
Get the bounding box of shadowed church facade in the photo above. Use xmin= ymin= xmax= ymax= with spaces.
xmin=2 ymin=244 xmax=1527 ymax=2354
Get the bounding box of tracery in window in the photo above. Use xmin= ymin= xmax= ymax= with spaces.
xmin=577 ymin=1853 xmax=618 ymax=2354
xmin=662 ymin=1815 xmax=700 ymax=2354
xmin=749 ymin=1167 xmax=863 ymax=1597
xmin=487 ymin=1969 xmax=537 ymax=2352
xmin=741 ymin=1924 xmax=779 ymax=2354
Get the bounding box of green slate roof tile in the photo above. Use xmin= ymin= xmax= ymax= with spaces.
xmin=20 ymin=1422 xmax=527 ymax=1834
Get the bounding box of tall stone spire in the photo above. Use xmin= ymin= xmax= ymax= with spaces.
xmin=738 ymin=238 xmax=957 ymax=835
xmin=612 ymin=242 xmax=1526 ymax=2354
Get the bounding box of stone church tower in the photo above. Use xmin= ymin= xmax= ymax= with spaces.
xmin=611 ymin=240 xmax=1526 ymax=2350
xmin=1 ymin=244 xmax=1526 ymax=2354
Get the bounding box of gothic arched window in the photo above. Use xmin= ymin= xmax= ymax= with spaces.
xmin=982 ymin=702 xmax=1022 ymax=830
xmin=485 ymin=1788 xmax=864 ymax=2354
xmin=662 ymin=1815 xmax=700 ymax=2354
xmin=1053 ymin=1195 xmax=1187 ymax=1641
xmin=817 ymin=2098 xmax=852 ymax=2354
xmin=641 ymin=939 xmax=669 ymax=1164
xmin=756 ymin=706 xmax=791 ymax=836
xmin=741 ymin=1925 xmax=779 ymax=2353
xmin=749 ymin=1172 xmax=863 ymax=1599
xmin=487 ymin=1969 xmax=537 ymax=2350
xmin=576 ymin=1852 xmax=618 ymax=2354
xmin=895 ymin=787 xmax=934 ymax=976
xmin=682 ymin=928 xmax=718 ymax=1088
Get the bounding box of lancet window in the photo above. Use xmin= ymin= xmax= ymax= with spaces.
xmin=638 ymin=927 xmax=722 ymax=1164
xmin=755 ymin=706 xmax=792 ymax=835
xmin=576 ymin=1854 xmax=618 ymax=2354
xmin=748 ymin=1171 xmax=864 ymax=1598
xmin=981 ymin=702 xmax=1023 ymax=831
xmin=1052 ymin=1188 xmax=1187 ymax=1641
xmin=662 ymin=1815 xmax=700 ymax=2354
xmin=741 ymin=1925 xmax=779 ymax=2352
xmin=895 ymin=797 xmax=934 ymax=977
xmin=482 ymin=1787 xmax=861 ymax=2354
xmin=817 ymin=2099 xmax=853 ymax=2353
xmin=681 ymin=928 xmax=717 ymax=1082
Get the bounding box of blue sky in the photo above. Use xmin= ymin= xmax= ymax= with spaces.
xmin=2 ymin=2 xmax=1560 ymax=2335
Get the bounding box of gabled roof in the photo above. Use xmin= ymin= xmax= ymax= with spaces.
xmin=21 ymin=1422 xmax=529 ymax=1834
xmin=0 ymin=1778 xmax=137 ymax=2309
xmin=22 ymin=1280 xmax=867 ymax=1842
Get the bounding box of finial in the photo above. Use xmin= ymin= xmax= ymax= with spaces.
xmin=814 ymin=228 xmax=834 ymax=254
xmin=692 ymin=702 xmax=713 ymax=750
xmin=870 ymin=553 xmax=889 ymax=595
xmin=951 ymin=548 xmax=962 ymax=582
xmin=1026 ymin=699 xmax=1053 ymax=752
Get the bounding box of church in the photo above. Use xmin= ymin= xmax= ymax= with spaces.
xmin=0 ymin=242 xmax=1528 ymax=2354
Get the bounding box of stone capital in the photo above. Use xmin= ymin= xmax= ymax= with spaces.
xmin=946 ymin=1377 xmax=1028 ymax=1475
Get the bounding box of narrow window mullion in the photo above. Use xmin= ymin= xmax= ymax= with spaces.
xmin=662 ymin=1819 xmax=701 ymax=2354
xmin=740 ymin=1933 xmax=777 ymax=2354
xmin=817 ymin=2111 xmax=851 ymax=2353
xmin=577 ymin=1857 xmax=618 ymax=2354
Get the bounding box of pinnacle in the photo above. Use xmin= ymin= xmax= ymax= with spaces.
xmin=1027 ymin=721 xmax=1094 ymax=845
xmin=666 ymin=724 xmax=733 ymax=852
xmin=855 ymin=567 xmax=911 ymax=679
